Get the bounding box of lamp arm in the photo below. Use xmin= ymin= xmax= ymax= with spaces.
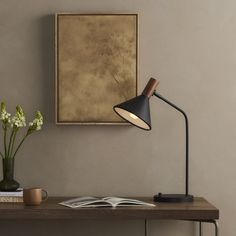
xmin=153 ymin=92 xmax=189 ymax=196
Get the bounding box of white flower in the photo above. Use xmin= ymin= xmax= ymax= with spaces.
xmin=12 ymin=116 xmax=26 ymax=128
xmin=0 ymin=111 xmax=11 ymax=121
xmin=11 ymin=105 xmax=26 ymax=128
xmin=29 ymin=111 xmax=43 ymax=132
xmin=0 ymin=102 xmax=11 ymax=124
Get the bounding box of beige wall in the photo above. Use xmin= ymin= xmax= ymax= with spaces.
xmin=0 ymin=0 xmax=235 ymax=235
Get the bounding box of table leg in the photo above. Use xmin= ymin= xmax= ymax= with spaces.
xmin=145 ymin=219 xmax=148 ymax=236
xmin=198 ymin=220 xmax=219 ymax=236
xmin=213 ymin=220 xmax=219 ymax=236
xmin=143 ymin=219 xmax=218 ymax=236
xmin=199 ymin=221 xmax=202 ymax=236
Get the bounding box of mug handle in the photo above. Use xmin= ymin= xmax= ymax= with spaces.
xmin=42 ymin=189 xmax=48 ymax=201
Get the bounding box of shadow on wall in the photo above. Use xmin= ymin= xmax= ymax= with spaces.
xmin=39 ymin=15 xmax=55 ymax=124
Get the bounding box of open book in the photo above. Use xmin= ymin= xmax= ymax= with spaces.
xmin=59 ymin=197 xmax=155 ymax=208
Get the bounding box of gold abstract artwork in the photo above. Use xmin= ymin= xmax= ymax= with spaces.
xmin=55 ymin=14 xmax=138 ymax=124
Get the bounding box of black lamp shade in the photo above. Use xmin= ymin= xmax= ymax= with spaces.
xmin=113 ymin=95 xmax=151 ymax=130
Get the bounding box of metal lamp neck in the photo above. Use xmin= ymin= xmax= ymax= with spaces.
xmin=153 ymin=92 xmax=189 ymax=196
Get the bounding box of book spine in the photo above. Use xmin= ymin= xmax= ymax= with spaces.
xmin=0 ymin=189 xmax=23 ymax=197
xmin=0 ymin=193 xmax=23 ymax=197
xmin=0 ymin=197 xmax=23 ymax=203
xmin=0 ymin=194 xmax=23 ymax=197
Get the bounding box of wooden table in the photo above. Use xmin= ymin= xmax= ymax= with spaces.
xmin=0 ymin=197 xmax=219 ymax=236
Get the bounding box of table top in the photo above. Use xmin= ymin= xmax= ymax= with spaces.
xmin=0 ymin=197 xmax=219 ymax=220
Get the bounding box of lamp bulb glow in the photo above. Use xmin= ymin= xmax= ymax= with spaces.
xmin=129 ymin=113 xmax=138 ymax=120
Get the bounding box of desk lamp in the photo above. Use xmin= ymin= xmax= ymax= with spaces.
xmin=113 ymin=78 xmax=193 ymax=202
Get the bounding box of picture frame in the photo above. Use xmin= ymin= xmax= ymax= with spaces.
xmin=55 ymin=13 xmax=138 ymax=125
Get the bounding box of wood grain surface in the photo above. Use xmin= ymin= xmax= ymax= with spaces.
xmin=0 ymin=197 xmax=219 ymax=220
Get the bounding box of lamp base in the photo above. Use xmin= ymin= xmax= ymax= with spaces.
xmin=153 ymin=193 xmax=194 ymax=203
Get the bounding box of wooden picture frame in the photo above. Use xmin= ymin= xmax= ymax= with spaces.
xmin=55 ymin=13 xmax=138 ymax=125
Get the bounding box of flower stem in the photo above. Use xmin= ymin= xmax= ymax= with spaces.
xmin=7 ymin=129 xmax=14 ymax=158
xmin=3 ymin=125 xmax=7 ymax=158
xmin=9 ymin=130 xmax=17 ymax=158
xmin=0 ymin=152 xmax=4 ymax=159
xmin=12 ymin=134 xmax=29 ymax=159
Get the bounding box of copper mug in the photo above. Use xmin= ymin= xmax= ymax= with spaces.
xmin=23 ymin=188 xmax=48 ymax=206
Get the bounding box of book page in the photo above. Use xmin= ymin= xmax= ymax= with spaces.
xmin=60 ymin=197 xmax=155 ymax=208
xmin=103 ymin=197 xmax=155 ymax=207
xmin=59 ymin=197 xmax=111 ymax=208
